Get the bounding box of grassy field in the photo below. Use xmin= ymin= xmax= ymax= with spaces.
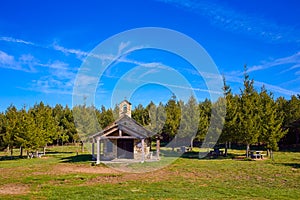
xmin=0 ymin=146 xmax=299 ymax=200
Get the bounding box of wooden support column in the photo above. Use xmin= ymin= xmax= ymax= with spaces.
xmin=91 ymin=139 xmax=95 ymax=159
xmin=119 ymin=129 xmax=122 ymax=136
xmin=96 ymin=137 xmax=101 ymax=164
xmin=156 ymin=138 xmax=160 ymax=160
xmin=141 ymin=138 xmax=145 ymax=163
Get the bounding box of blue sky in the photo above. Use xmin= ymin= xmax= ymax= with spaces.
xmin=0 ymin=0 xmax=299 ymax=111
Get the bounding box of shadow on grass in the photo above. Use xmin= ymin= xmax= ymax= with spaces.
xmin=280 ymin=163 xmax=300 ymax=168
xmin=60 ymin=154 xmax=92 ymax=163
xmin=46 ymin=151 xmax=75 ymax=155
xmin=0 ymin=155 xmax=26 ymax=161
xmin=160 ymin=149 xmax=237 ymax=160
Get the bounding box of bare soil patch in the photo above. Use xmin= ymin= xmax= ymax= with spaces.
xmin=53 ymin=163 xmax=119 ymax=174
xmin=0 ymin=183 xmax=29 ymax=195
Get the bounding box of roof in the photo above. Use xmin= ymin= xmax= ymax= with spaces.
xmin=120 ymin=99 xmax=132 ymax=105
xmin=90 ymin=115 xmax=155 ymax=139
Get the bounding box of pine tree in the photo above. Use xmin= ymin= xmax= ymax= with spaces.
xmin=178 ymin=95 xmax=199 ymax=149
xmin=220 ymin=76 xmax=238 ymax=156
xmin=237 ymin=66 xmax=261 ymax=157
xmin=203 ymin=97 xmax=226 ymax=149
xmin=3 ymin=105 xmax=19 ymax=156
xmin=132 ymin=104 xmax=150 ymax=126
xmin=97 ymin=105 xmax=114 ymax=129
xmin=259 ymin=87 xmax=288 ymax=159
xmin=73 ymin=104 xmax=101 ymax=152
xmin=285 ymin=95 xmax=300 ymax=145
xmin=163 ymin=94 xmax=181 ymax=149
xmin=147 ymin=102 xmax=166 ymax=136
xmin=197 ymin=99 xmax=211 ymax=144
xmin=0 ymin=112 xmax=5 ymax=150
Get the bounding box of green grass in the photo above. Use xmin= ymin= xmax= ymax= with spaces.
xmin=0 ymin=146 xmax=299 ymax=199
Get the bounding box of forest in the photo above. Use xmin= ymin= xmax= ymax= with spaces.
xmin=0 ymin=68 xmax=299 ymax=157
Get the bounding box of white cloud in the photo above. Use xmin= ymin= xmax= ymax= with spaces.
xmin=224 ymin=72 xmax=298 ymax=97
xmin=0 ymin=36 xmax=35 ymax=46
xmin=248 ymin=52 xmax=300 ymax=73
xmin=118 ymin=41 xmax=130 ymax=55
xmin=53 ymin=44 xmax=89 ymax=59
xmin=255 ymin=80 xmax=297 ymax=96
xmin=157 ymin=0 xmax=299 ymax=43
xmin=0 ymin=50 xmax=35 ymax=72
xmin=0 ymin=50 xmax=15 ymax=66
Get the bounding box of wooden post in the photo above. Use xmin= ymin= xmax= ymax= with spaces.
xmin=141 ymin=139 xmax=145 ymax=163
xmin=96 ymin=137 xmax=101 ymax=164
xmin=156 ymin=138 xmax=160 ymax=160
xmin=91 ymin=139 xmax=95 ymax=159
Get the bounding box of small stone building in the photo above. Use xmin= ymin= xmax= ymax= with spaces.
xmin=90 ymin=100 xmax=160 ymax=164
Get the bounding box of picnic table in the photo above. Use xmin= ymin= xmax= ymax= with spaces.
xmin=178 ymin=146 xmax=192 ymax=153
xmin=209 ymin=148 xmax=223 ymax=157
xmin=250 ymin=150 xmax=265 ymax=159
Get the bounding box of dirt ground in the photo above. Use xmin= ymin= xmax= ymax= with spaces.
xmin=0 ymin=160 xmax=197 ymax=195
xmin=0 ymin=183 xmax=29 ymax=195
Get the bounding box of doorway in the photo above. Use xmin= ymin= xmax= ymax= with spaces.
xmin=117 ymin=139 xmax=134 ymax=159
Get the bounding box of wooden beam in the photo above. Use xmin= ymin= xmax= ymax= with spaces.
xmin=101 ymin=127 xmax=119 ymax=137
xmin=102 ymin=136 xmax=137 ymax=139
xmin=119 ymin=125 xmax=147 ymax=138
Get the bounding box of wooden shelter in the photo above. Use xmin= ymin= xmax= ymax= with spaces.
xmin=90 ymin=100 xmax=160 ymax=164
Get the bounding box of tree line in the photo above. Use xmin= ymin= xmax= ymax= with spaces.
xmin=0 ymin=67 xmax=299 ymax=158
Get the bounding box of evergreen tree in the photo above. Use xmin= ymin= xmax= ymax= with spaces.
xmin=285 ymin=95 xmax=300 ymax=145
xmin=179 ymin=95 xmax=199 ymax=149
xmin=61 ymin=105 xmax=77 ymax=144
xmin=52 ymin=104 xmax=65 ymax=145
xmin=73 ymin=104 xmax=101 ymax=152
xmin=163 ymin=94 xmax=181 ymax=146
xmin=3 ymin=105 xmax=19 ymax=156
xmin=197 ymin=99 xmax=211 ymax=144
xmin=132 ymin=104 xmax=150 ymax=126
xmin=220 ymin=76 xmax=238 ymax=156
xmin=29 ymin=102 xmax=57 ymax=154
xmin=97 ymin=105 xmax=114 ymax=129
xmin=113 ymin=104 xmax=120 ymax=119
xmin=0 ymin=112 xmax=5 ymax=150
xmin=203 ymin=97 xmax=226 ymax=149
xmin=147 ymin=102 xmax=166 ymax=136
xmin=237 ymin=66 xmax=261 ymax=157
xmin=259 ymin=87 xmax=288 ymax=159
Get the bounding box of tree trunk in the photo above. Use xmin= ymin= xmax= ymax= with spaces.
xmin=36 ymin=150 xmax=39 ymax=158
xmin=224 ymin=141 xmax=228 ymax=157
xmin=190 ymin=137 xmax=194 ymax=151
xmin=10 ymin=145 xmax=13 ymax=158
xmin=43 ymin=146 xmax=46 ymax=155
xmin=270 ymin=150 xmax=274 ymax=161
xmin=20 ymin=146 xmax=23 ymax=157
xmin=246 ymin=144 xmax=250 ymax=158
xmin=267 ymin=149 xmax=270 ymax=157
xmin=81 ymin=142 xmax=84 ymax=152
xmin=172 ymin=136 xmax=177 ymax=152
